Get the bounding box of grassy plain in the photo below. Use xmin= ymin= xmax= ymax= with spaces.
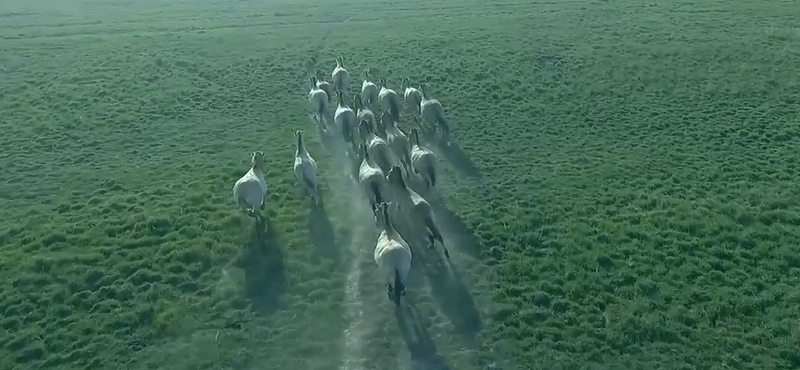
xmin=2 ymin=0 xmax=800 ymax=369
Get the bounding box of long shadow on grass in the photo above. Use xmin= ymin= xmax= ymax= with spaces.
xmin=408 ymin=199 xmax=484 ymax=337
xmin=241 ymin=217 xmax=286 ymax=315
xmin=429 ymin=201 xmax=486 ymax=261
xmin=421 ymin=248 xmax=482 ymax=338
xmin=422 ymin=130 xmax=482 ymax=180
xmin=307 ymin=199 xmax=341 ymax=267
xmin=395 ymin=302 xmax=452 ymax=370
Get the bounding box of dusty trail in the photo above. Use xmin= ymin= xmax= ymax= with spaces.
xmin=310 ymin=131 xmax=381 ymax=370
xmin=341 ymin=250 xmax=365 ymax=370
xmin=317 ymin=125 xmax=491 ymax=370
xmin=340 ymin=195 xmax=377 ymax=370
xmin=318 ymin=134 xmax=441 ymax=370
xmin=306 ymin=78 xmax=491 ymax=370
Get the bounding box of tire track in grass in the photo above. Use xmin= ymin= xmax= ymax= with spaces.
xmin=303 ymin=28 xmax=488 ymax=370
xmin=299 ymin=13 xmax=383 ymax=370
xmin=287 ymin=13 xmax=365 ymax=369
xmin=341 ymin=249 xmax=366 ymax=370
xmin=316 ymin=136 xmax=377 ymax=370
xmin=322 ymin=138 xmax=372 ymax=370
xmin=298 ymin=14 xmax=353 ymax=84
xmin=298 ymin=11 xmax=499 ymax=370
xmin=340 ymin=193 xmax=375 ymax=370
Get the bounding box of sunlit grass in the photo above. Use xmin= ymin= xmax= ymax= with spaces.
xmin=2 ymin=0 xmax=800 ymax=369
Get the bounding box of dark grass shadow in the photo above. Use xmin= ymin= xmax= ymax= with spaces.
xmin=421 ymin=249 xmax=482 ymax=338
xmin=306 ymin=199 xmax=342 ymax=267
xmin=421 ymin=129 xmax=482 ymax=180
xmin=429 ymin=201 xmax=486 ymax=261
xmin=240 ymin=217 xmax=286 ymax=315
xmin=395 ymin=302 xmax=452 ymax=370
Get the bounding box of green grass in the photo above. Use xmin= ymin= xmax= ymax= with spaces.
xmin=2 ymin=0 xmax=800 ymax=369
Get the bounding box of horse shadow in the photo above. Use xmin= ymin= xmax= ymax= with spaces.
xmin=389 ymin=202 xmax=482 ymax=337
xmin=421 ymin=129 xmax=482 ymax=180
xmin=307 ymin=199 xmax=342 ymax=267
xmin=394 ymin=302 xmax=452 ymax=370
xmin=240 ymin=216 xmax=286 ymax=315
xmin=420 ymin=248 xmax=482 ymax=339
xmin=430 ymin=201 xmax=485 ymax=261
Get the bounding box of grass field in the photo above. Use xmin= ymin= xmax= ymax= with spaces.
xmin=2 ymin=0 xmax=800 ymax=369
